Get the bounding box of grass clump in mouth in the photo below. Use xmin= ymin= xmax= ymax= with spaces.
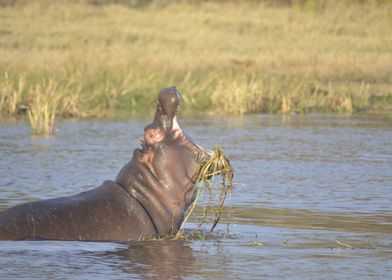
xmin=176 ymin=145 xmax=234 ymax=239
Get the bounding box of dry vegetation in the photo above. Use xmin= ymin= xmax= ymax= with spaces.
xmin=0 ymin=0 xmax=391 ymax=133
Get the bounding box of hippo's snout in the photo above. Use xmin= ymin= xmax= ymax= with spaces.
xmin=158 ymin=87 xmax=180 ymax=121
xmin=147 ymin=86 xmax=181 ymax=134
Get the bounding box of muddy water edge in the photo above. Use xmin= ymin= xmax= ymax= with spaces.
xmin=0 ymin=113 xmax=391 ymax=279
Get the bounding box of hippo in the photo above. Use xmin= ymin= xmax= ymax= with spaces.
xmin=0 ymin=87 xmax=211 ymax=241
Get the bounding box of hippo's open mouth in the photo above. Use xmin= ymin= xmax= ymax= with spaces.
xmin=141 ymin=87 xmax=181 ymax=147
xmin=136 ymin=87 xmax=210 ymax=162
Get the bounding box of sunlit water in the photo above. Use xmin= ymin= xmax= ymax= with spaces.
xmin=0 ymin=114 xmax=391 ymax=279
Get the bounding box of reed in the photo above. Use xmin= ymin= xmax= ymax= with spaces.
xmin=0 ymin=73 xmax=25 ymax=116
xmin=27 ymin=79 xmax=61 ymax=136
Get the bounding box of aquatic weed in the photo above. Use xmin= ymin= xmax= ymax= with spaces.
xmin=176 ymin=145 xmax=234 ymax=239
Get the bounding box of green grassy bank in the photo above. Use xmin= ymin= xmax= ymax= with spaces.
xmin=1 ymin=0 xmax=392 ymax=132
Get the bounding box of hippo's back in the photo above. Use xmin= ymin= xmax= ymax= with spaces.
xmin=0 ymin=181 xmax=157 ymax=241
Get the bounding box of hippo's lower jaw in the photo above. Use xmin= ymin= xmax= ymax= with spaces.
xmin=0 ymin=87 xmax=210 ymax=241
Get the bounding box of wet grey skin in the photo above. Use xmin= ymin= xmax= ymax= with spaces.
xmin=0 ymin=87 xmax=210 ymax=241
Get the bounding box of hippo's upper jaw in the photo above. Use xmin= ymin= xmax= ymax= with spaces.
xmin=138 ymin=88 xmax=178 ymax=151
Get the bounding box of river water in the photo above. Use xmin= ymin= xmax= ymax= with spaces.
xmin=0 ymin=114 xmax=391 ymax=279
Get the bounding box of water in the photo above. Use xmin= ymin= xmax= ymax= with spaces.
xmin=0 ymin=114 xmax=391 ymax=279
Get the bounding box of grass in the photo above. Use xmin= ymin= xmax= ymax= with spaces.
xmin=177 ymin=145 xmax=234 ymax=238
xmin=0 ymin=73 xmax=24 ymax=116
xmin=27 ymin=79 xmax=61 ymax=135
xmin=0 ymin=0 xmax=392 ymax=134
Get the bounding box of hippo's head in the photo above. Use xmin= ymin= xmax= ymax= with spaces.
xmin=116 ymin=87 xmax=211 ymax=236
xmin=141 ymin=87 xmax=210 ymax=186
